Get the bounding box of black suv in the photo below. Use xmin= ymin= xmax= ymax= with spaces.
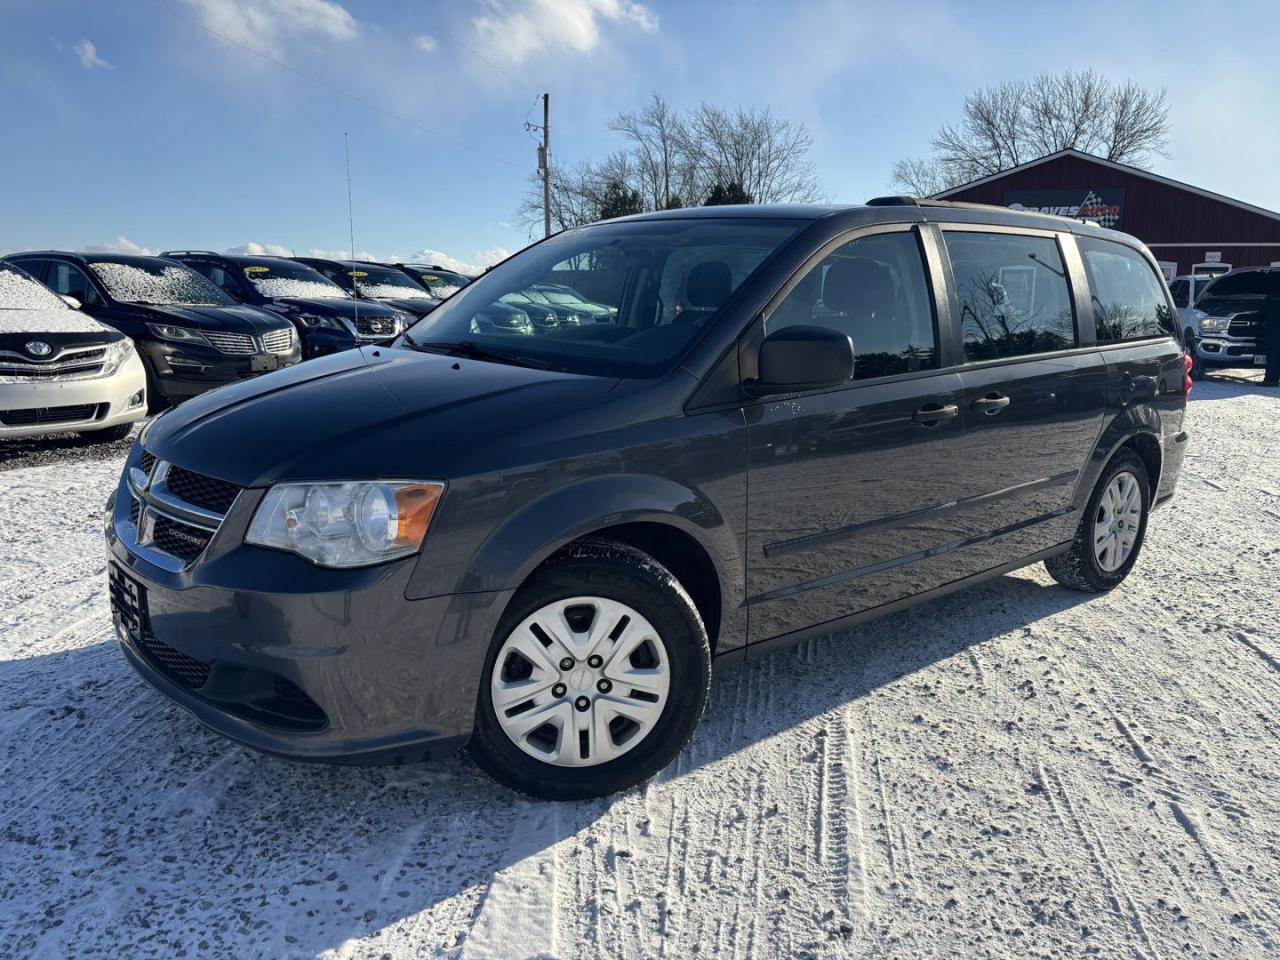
xmin=292 ymin=257 xmax=441 ymax=319
xmin=107 ymin=200 xmax=1189 ymax=799
xmin=388 ymin=264 xmax=473 ymax=299
xmin=5 ymin=252 xmax=301 ymax=411
xmin=162 ymin=252 xmax=412 ymax=359
xmin=1184 ymin=267 xmax=1277 ymax=379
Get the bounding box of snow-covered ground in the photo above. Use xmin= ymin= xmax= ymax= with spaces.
xmin=1 ymin=375 xmax=1278 ymax=960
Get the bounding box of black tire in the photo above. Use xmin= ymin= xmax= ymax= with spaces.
xmin=73 ymin=423 xmax=133 ymax=445
xmin=468 ymin=538 xmax=711 ymax=800
xmin=1045 ymin=448 xmax=1151 ymax=592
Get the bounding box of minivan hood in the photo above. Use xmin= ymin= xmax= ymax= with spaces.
xmin=145 ymin=346 xmax=620 ymax=486
xmin=141 ymin=303 xmax=289 ymax=332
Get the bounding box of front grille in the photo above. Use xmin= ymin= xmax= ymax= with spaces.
xmin=165 ymin=466 xmax=241 ymax=514
xmin=261 ymin=327 xmax=296 ymax=354
xmin=129 ymin=497 xmax=140 ymax=526
xmin=138 ymin=451 xmax=156 ymax=474
xmin=354 ymin=315 xmax=398 ymax=338
xmin=1228 ymin=317 xmax=1262 ymax=338
xmin=202 ymin=330 xmax=257 ymax=355
xmin=152 ymin=514 xmax=214 ymax=563
xmin=0 ymin=347 xmax=107 ymax=379
xmin=0 ymin=403 xmax=101 ymax=426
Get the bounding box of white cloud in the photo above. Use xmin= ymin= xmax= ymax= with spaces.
xmin=73 ymin=40 xmax=112 ymax=70
xmin=84 ymin=235 xmax=156 ymax=255
xmin=414 ymin=33 xmax=437 ymax=53
xmin=181 ymin=0 xmax=359 ymax=55
xmin=224 ymin=242 xmax=294 ymax=256
xmin=402 ymin=247 xmax=510 ymax=275
xmin=473 ymin=0 xmax=656 ymax=64
xmin=303 ymin=247 xmax=382 ymax=261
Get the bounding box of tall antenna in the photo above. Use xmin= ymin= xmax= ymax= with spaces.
xmin=344 ymin=132 xmax=359 ymax=325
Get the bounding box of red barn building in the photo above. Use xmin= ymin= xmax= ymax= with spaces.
xmin=933 ymin=149 xmax=1280 ymax=277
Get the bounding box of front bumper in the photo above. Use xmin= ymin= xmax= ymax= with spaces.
xmin=1193 ymin=335 xmax=1264 ymax=368
xmin=104 ymin=457 xmax=511 ymax=763
xmin=0 ymin=351 xmax=146 ymax=438
xmin=144 ymin=341 xmax=303 ymax=403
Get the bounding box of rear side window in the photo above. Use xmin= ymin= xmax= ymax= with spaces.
xmin=944 ymin=231 xmax=1076 ymax=362
xmin=1078 ymin=237 xmax=1176 ymax=343
xmin=765 ymin=230 xmax=938 ymax=380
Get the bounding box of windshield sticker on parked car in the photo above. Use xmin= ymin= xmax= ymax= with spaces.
xmin=422 ymin=275 xmax=440 ymax=282
xmin=348 ymin=270 xmax=369 ymax=277
xmin=244 ymin=266 xmax=271 ymax=274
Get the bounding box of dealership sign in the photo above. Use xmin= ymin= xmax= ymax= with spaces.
xmin=1003 ymin=188 xmax=1125 ymax=228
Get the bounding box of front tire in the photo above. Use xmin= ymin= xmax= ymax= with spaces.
xmin=468 ymin=538 xmax=711 ymax=800
xmin=1045 ymin=448 xmax=1151 ymax=592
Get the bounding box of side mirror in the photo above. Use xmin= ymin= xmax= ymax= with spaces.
xmin=750 ymin=325 xmax=854 ymax=396
xmin=60 ymin=294 xmax=81 ymax=310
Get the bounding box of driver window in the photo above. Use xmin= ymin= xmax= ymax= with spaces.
xmin=765 ymin=230 xmax=938 ymax=380
xmin=48 ymin=262 xmax=103 ymax=307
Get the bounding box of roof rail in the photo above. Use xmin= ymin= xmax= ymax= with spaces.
xmin=160 ymin=250 xmax=220 ymax=257
xmin=865 ymin=196 xmax=919 ymax=206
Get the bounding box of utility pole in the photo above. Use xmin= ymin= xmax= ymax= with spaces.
xmin=540 ymin=93 xmax=551 ymax=238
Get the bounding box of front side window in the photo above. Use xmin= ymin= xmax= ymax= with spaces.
xmin=1168 ymin=278 xmax=1190 ymax=308
xmin=945 ymin=231 xmax=1076 ymax=362
xmin=1077 ymin=237 xmax=1176 ymax=343
xmin=764 ymin=230 xmax=938 ymax=380
xmin=47 ymin=262 xmax=104 ymax=307
xmin=404 ymin=218 xmax=800 ymax=378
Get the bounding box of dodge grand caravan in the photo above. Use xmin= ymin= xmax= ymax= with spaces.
xmin=106 ymin=200 xmax=1189 ymax=799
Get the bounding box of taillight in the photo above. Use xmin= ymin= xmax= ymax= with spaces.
xmin=1183 ymin=352 xmax=1193 ymax=396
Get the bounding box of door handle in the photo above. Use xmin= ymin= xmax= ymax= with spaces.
xmin=912 ymin=402 xmax=959 ymax=425
xmin=970 ymin=393 xmax=1010 ymax=415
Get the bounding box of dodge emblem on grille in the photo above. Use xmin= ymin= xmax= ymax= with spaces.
xmin=25 ymin=341 xmax=52 ymax=357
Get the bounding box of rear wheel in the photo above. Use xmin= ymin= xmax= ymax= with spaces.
xmin=468 ymin=539 xmax=711 ymax=799
xmin=1045 ymin=448 xmax=1151 ymax=592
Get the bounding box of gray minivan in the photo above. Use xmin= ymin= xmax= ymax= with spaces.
xmin=106 ymin=199 xmax=1190 ymax=799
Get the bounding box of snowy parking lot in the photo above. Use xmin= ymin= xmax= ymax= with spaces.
xmin=1 ymin=375 xmax=1278 ymax=959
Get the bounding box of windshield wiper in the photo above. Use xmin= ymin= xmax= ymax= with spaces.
xmin=409 ymin=339 xmax=557 ymax=370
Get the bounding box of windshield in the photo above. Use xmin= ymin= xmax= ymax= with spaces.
xmin=89 ymin=260 xmax=234 ymax=305
xmin=412 ymin=269 xmax=471 ymax=298
xmin=1199 ymin=271 xmax=1278 ymax=301
xmin=0 ymin=265 xmax=68 ymax=311
xmin=404 ymin=218 xmax=801 ymax=378
xmin=349 ymin=266 xmax=433 ymax=300
xmin=241 ymin=261 xmax=350 ymax=300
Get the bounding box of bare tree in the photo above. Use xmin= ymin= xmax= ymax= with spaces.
xmin=520 ymin=94 xmax=822 ymax=234
xmin=890 ymin=69 xmax=1170 ymax=195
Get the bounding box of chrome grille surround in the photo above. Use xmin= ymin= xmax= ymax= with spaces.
xmin=123 ymin=456 xmax=242 ymax=571
xmin=201 ymin=330 xmax=257 ymax=355
xmin=261 ymin=326 xmax=296 ymax=354
xmin=0 ymin=345 xmax=108 ymax=380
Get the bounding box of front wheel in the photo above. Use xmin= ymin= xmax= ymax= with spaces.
xmin=468 ymin=539 xmax=711 ymax=800
xmin=1045 ymin=448 xmax=1151 ymax=592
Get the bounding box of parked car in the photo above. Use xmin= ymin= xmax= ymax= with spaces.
xmin=292 ymin=257 xmax=441 ymax=319
xmin=107 ymin=199 xmax=1188 ymax=799
xmin=388 ymin=264 xmax=473 ymax=299
xmin=1182 ymin=267 xmax=1273 ymax=379
xmin=162 ymin=252 xmax=412 ymax=359
xmin=531 ymin=282 xmax=617 ymax=323
xmin=5 ymin=252 xmax=301 ymax=412
xmin=0 ymin=260 xmax=146 ymax=441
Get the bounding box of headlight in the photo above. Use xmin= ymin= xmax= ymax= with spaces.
xmin=296 ymin=312 xmax=346 ymax=330
xmin=147 ymin=323 xmax=209 ymax=345
xmin=246 ymin=480 xmax=445 ymax=568
xmin=1198 ymin=316 xmax=1230 ymax=333
xmin=99 ymin=338 xmax=136 ymax=377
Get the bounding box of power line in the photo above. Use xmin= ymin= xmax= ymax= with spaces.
xmin=437 ymin=26 xmax=533 ymax=91
xmin=158 ymin=5 xmax=523 ymax=170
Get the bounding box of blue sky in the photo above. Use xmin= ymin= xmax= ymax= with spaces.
xmin=3 ymin=0 xmax=1279 ymax=272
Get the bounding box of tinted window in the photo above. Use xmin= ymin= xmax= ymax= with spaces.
xmin=47 ymin=262 xmax=103 ymax=307
xmin=765 ymin=230 xmax=937 ymax=380
xmin=1168 ymin=278 xmax=1190 ymax=308
xmin=1078 ymin=237 xmax=1176 ymax=343
xmin=945 ymin=231 xmax=1075 ymax=361
xmin=405 ymin=218 xmax=799 ymax=378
